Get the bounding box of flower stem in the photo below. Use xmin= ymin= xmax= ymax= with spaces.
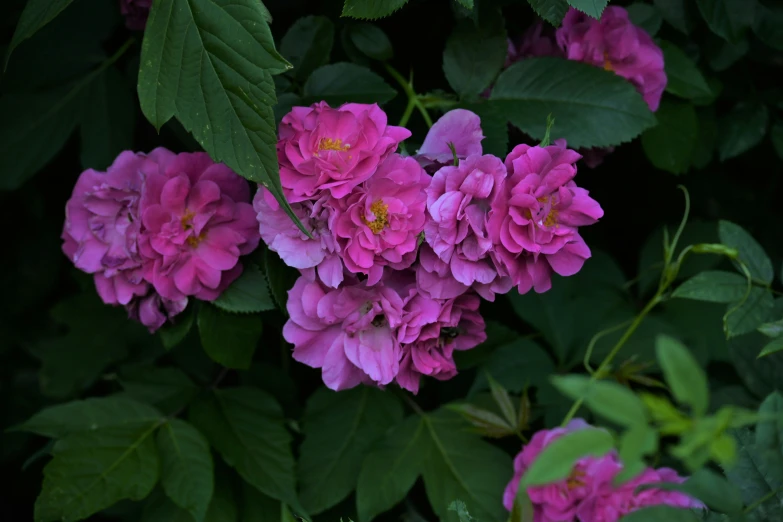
xmin=384 ymin=63 xmax=433 ymax=128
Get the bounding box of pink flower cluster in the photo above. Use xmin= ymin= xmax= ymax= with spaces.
xmin=62 ymin=149 xmax=260 ymax=332
xmin=503 ymin=420 xmax=702 ymax=522
xmin=257 ymin=102 xmax=603 ymax=392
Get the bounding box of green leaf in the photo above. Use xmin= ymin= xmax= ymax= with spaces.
xmin=157 ymin=420 xmax=214 ymax=522
xmin=119 ymin=366 xmax=198 ymax=413
xmin=697 ymin=0 xmax=755 ymax=44
xmin=263 ymin=248 xmax=299 ymax=315
xmin=34 ymin=420 xmax=160 ymax=521
xmin=143 ymin=479 xmax=237 ymax=522
xmin=705 ymin=35 xmax=748 ymax=72
xmin=299 ymin=387 xmax=403 ymax=514
xmin=18 ymin=396 xmax=162 ymax=439
xmin=197 ymin=304 xmax=262 ymax=369
xmin=759 ymin=337 xmax=783 ymax=358
xmin=356 ymin=416 xmax=430 ymax=522
xmin=470 ymin=338 xmax=555 ymax=395
xmin=619 ymin=505 xmax=701 ymax=521
xmin=550 ymin=374 xmax=649 ymax=427
xmin=627 ymin=3 xmax=663 ymax=36
xmin=726 ymin=428 xmax=783 ymax=520
xmin=718 ymin=101 xmax=769 ymax=161
xmin=459 ymin=101 xmax=509 ymax=157
xmin=5 ymin=0 xmax=76 ymax=64
xmin=653 ymin=0 xmax=694 ymax=34
xmin=508 ymin=283 xmax=575 ymax=363
xmin=349 ymin=23 xmax=393 ymax=61
xmin=771 ymin=122 xmax=783 ymax=161
xmin=189 ymin=388 xmax=300 ymax=510
xmin=616 ymin=424 xmax=658 ymax=483
xmin=729 ymin=333 xmax=783 ymax=399
xmin=522 ymin=427 xmax=614 ymax=486
xmin=490 ymin=57 xmax=656 ymax=149
xmin=719 ymin=220 xmax=774 ymax=284
xmin=661 ymin=41 xmax=712 ymax=99
xmin=526 ymin=0 xmax=569 ymax=26
xmin=641 ymin=100 xmax=697 ymax=174
xmin=280 ymin=16 xmax=334 ymax=82
xmin=673 ymin=271 xmax=749 ymax=303
xmin=753 ymin=3 xmax=783 ymax=51
xmin=758 ymin=319 xmax=783 ymax=338
xmin=213 ymin=265 xmax=275 ymax=314
xmin=158 ymin=305 xmax=196 ymax=350
xmin=656 ymin=335 xmax=709 ymax=416
xmin=421 ymin=411 xmax=512 ymax=522
xmin=443 ymin=20 xmax=507 ymax=98
xmin=341 ymin=0 xmax=410 ymax=20
xmin=675 ymin=468 xmax=744 ymax=514
xmin=137 ymin=0 xmax=306 ymax=234
xmin=240 ymin=483 xmax=288 ymax=522
xmin=142 ymin=490 xmax=198 ymax=522
xmin=303 ymin=63 xmax=397 ymax=106
xmin=567 ymin=0 xmax=608 ymax=19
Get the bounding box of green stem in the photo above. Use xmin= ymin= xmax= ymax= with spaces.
xmin=744 ymin=484 xmax=783 ymax=514
xmin=398 ymin=95 xmax=417 ymax=128
xmin=383 ymin=63 xmax=433 ymax=128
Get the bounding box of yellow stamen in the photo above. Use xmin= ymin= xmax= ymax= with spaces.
xmin=566 ymin=469 xmax=586 ymax=490
xmin=362 ymin=200 xmax=389 ymax=234
xmin=603 ymin=51 xmax=614 ymax=72
xmin=181 ymin=209 xmax=205 ymax=248
xmin=318 ymin=137 xmax=351 ymax=152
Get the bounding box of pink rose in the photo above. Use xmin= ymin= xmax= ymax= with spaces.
xmin=510 ymin=21 xmax=564 ymax=63
xmin=283 ymin=274 xmax=405 ymax=390
xmin=416 ymin=243 xmax=512 ymax=301
xmin=125 ymin=285 xmax=188 ymax=333
xmin=139 ymin=152 xmax=260 ymax=301
xmin=334 ymin=154 xmax=429 ymax=285
xmin=556 ymin=7 xmax=667 ymax=111
xmin=254 ymin=187 xmax=344 ymax=288
xmin=415 ymin=109 xmax=485 ymax=173
xmin=489 ymin=140 xmax=603 ymax=294
xmin=278 ymin=102 xmax=410 ymax=202
xmin=424 ymin=154 xmax=507 ymax=290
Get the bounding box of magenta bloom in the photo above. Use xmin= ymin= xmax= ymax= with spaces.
xmin=283 ymin=274 xmax=405 ymax=391
xmin=125 ymin=285 xmax=188 ymax=333
xmin=139 ymin=152 xmax=260 ymax=301
xmin=424 ymin=154 xmax=507 ymax=290
xmin=556 ymin=7 xmax=666 ymax=111
xmin=334 ymin=154 xmax=429 ymax=285
xmin=489 ymin=140 xmax=603 ymax=294
xmin=120 ymin=0 xmax=152 ymax=31
xmin=395 ymin=290 xmax=487 ymax=394
xmin=278 ymin=102 xmax=410 ymax=202
xmin=509 ymin=21 xmax=564 ymax=63
xmin=416 ymin=244 xmax=512 ymax=301
xmin=415 ymin=109 xmax=484 ymax=173
xmin=254 ymin=188 xmax=344 ymax=288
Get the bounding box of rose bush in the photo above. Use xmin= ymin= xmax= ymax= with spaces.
xmin=2 ymin=1 xmax=782 ymax=522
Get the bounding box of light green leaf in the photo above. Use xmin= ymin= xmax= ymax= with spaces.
xmin=490 ymin=58 xmax=656 ymax=149
xmin=119 ymin=366 xmax=198 ymax=413
xmin=421 ymin=411 xmax=512 ymax=522
xmin=718 ymin=101 xmax=769 ymax=161
xmin=280 ymin=16 xmax=334 ymax=82
xmin=673 ymin=271 xmax=749 ymax=303
xmin=550 ymin=374 xmax=649 ymax=427
xmin=656 ymin=335 xmax=709 ymax=416
xmin=697 ymin=0 xmax=755 ymax=44
xmin=137 ymin=0 xmax=306 ymax=233
xmin=5 ymin=0 xmax=76 ymax=64
xmin=725 ymin=428 xmax=783 ymax=520
xmin=299 ymin=387 xmax=403 ymax=514
xmin=627 ymin=3 xmax=663 ymax=36
xmin=522 ymin=427 xmax=614 ymax=486
xmin=616 ymin=424 xmax=658 ymax=483
xmin=303 ymin=63 xmax=397 ymax=106
xmin=661 ymin=41 xmax=712 ymax=99
xmin=189 ymin=388 xmax=300 ymax=511
xmin=356 ymin=416 xmax=430 ymax=522
xmin=197 ymin=304 xmax=262 ymax=369
xmin=34 ymin=421 xmax=160 ymax=521
xmin=18 ymin=396 xmax=162 ymax=439
xmin=470 ymin=338 xmax=555 ymax=395
xmin=157 ymin=420 xmax=214 ymax=522
xmin=213 ymin=265 xmax=275 ymax=314
xmin=653 ymin=0 xmax=694 ymax=34
xmin=349 ymin=23 xmax=393 ymax=61
xmin=443 ymin=20 xmax=507 ymax=98
xmin=341 ymin=0 xmax=410 ymax=20
xmin=641 ymin=100 xmax=697 ymax=174
xmin=719 ymin=220 xmax=774 ymax=284
xmin=567 ymin=0 xmax=608 ymax=19
xmin=619 ymin=505 xmax=701 ymax=521
xmin=526 ymin=0 xmax=569 ymax=26
xmin=759 ymin=337 xmax=783 ymax=358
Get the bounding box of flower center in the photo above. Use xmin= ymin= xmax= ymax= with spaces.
xmin=603 ymin=51 xmax=614 ymax=72
xmin=181 ymin=209 xmax=205 ymax=248
xmin=362 ymin=200 xmax=389 ymax=234
xmin=525 ymin=196 xmax=559 ymax=228
xmin=566 ymin=469 xmax=586 ymax=490
xmin=317 ymin=137 xmax=351 ymax=153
